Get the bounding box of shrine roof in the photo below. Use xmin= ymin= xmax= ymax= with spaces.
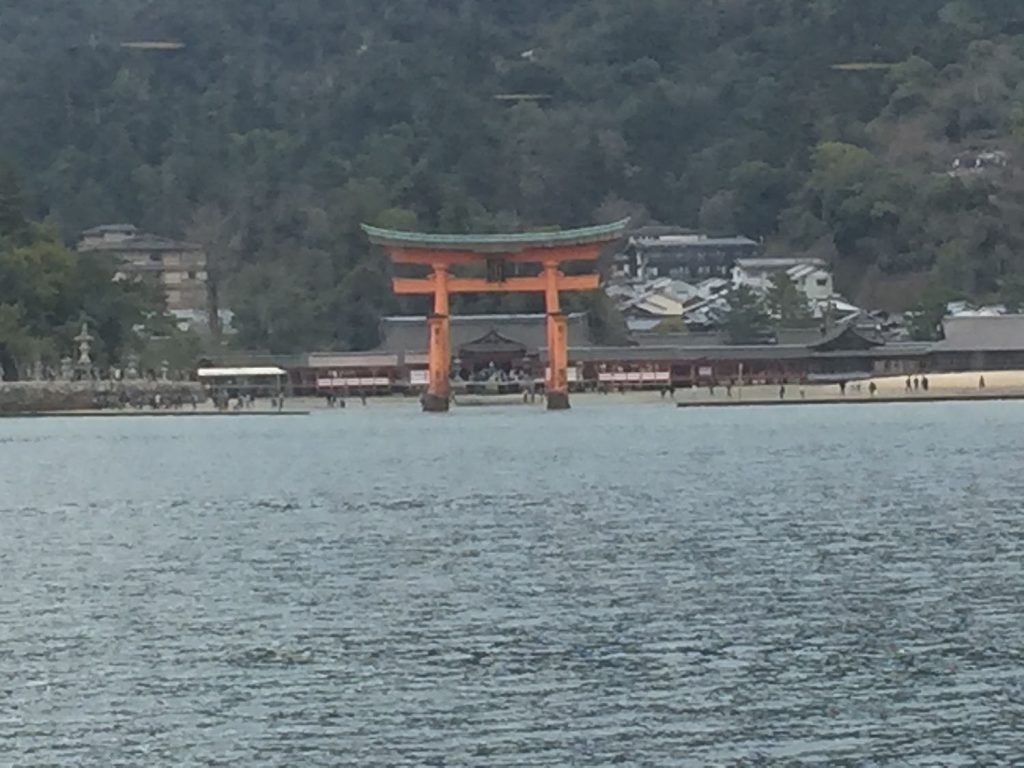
xmin=378 ymin=313 xmax=593 ymax=354
xmin=933 ymin=314 xmax=1024 ymax=352
xmin=362 ymin=219 xmax=629 ymax=252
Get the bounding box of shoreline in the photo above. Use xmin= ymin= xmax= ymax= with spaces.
xmin=675 ymin=392 xmax=1024 ymax=408
xmin=0 ymin=410 xmax=311 ymax=419
xmin=4 ymin=370 xmax=1023 ymax=415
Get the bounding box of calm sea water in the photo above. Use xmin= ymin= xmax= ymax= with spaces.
xmin=2 ymin=402 xmax=1024 ymax=766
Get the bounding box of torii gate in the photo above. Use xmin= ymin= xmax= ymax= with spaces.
xmin=362 ymin=219 xmax=629 ymax=412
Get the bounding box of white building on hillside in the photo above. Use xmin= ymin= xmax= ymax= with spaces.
xmin=615 ymin=233 xmax=762 ymax=281
xmin=77 ymin=224 xmax=209 ymax=313
xmin=733 ymin=257 xmax=834 ymax=302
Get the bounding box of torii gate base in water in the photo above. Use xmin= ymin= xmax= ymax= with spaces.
xmin=363 ymin=220 xmax=629 ymax=412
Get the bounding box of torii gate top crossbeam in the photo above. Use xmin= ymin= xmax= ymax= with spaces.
xmin=361 ymin=219 xmax=629 ymax=254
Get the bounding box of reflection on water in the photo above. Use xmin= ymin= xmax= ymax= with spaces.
xmin=1 ymin=402 xmax=1023 ymax=765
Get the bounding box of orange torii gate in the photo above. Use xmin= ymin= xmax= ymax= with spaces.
xmin=362 ymin=220 xmax=629 ymax=411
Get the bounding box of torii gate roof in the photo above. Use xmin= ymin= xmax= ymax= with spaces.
xmin=361 ymin=218 xmax=629 ymax=253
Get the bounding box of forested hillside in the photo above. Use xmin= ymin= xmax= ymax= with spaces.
xmin=3 ymin=0 xmax=1024 ymax=351
xmin=0 ymin=166 xmax=174 ymax=378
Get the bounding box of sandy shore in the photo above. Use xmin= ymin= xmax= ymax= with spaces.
xmin=280 ymin=370 xmax=1024 ymax=410
xmin=672 ymin=371 xmax=1024 ymax=406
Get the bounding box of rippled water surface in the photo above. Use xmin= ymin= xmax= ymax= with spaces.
xmin=2 ymin=402 xmax=1024 ymax=766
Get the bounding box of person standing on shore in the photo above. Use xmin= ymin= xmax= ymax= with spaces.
xmin=905 ymin=376 xmax=912 ymax=392
xmin=869 ymin=381 xmax=877 ymax=397
xmin=839 ymin=380 xmax=846 ymax=396
xmin=979 ymin=375 xmax=986 ymax=390
xmin=913 ymin=377 xmax=920 ymax=391
xmin=922 ymin=376 xmax=929 ymax=392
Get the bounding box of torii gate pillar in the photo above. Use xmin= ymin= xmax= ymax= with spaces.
xmin=423 ymin=265 xmax=451 ymax=412
xmin=543 ymin=260 xmax=571 ymax=410
xmin=423 ymin=314 xmax=451 ymax=411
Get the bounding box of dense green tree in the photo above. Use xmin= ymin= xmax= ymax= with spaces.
xmin=765 ymin=273 xmax=814 ymax=325
xmin=723 ymin=285 xmax=774 ymax=344
xmin=0 ymin=234 xmax=163 ymax=378
xmin=0 ymin=163 xmax=31 ymax=245
xmin=0 ymin=170 xmax=164 ymax=377
xmin=2 ymin=0 xmax=1024 ymax=346
xmin=903 ymin=277 xmax=962 ymax=341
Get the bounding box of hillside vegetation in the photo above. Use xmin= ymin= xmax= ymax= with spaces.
xmin=3 ymin=0 xmax=1024 ymax=351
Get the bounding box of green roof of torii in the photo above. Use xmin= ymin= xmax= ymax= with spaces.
xmin=361 ymin=218 xmax=630 ymax=252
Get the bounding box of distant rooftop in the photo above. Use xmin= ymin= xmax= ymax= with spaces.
xmin=78 ymin=224 xmax=201 ymax=253
xmin=934 ymin=315 xmax=1024 ymax=352
xmin=632 ymin=234 xmax=759 ymax=248
xmin=81 ymin=223 xmax=138 ymax=236
xmin=627 ymin=225 xmax=696 ymax=238
xmin=629 ymin=294 xmax=685 ymax=317
xmin=788 ymin=263 xmax=829 ymax=280
xmin=736 ymin=257 xmax=828 ymax=270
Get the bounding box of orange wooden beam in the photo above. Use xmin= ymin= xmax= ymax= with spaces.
xmin=392 ymin=277 xmax=436 ymax=294
xmin=392 ymin=274 xmax=599 ymax=295
xmin=562 ymin=273 xmax=601 ymax=291
xmin=389 ymin=249 xmax=482 ymax=266
xmin=506 ymin=244 xmax=603 ymax=263
xmin=385 ymin=244 xmax=603 ymax=266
